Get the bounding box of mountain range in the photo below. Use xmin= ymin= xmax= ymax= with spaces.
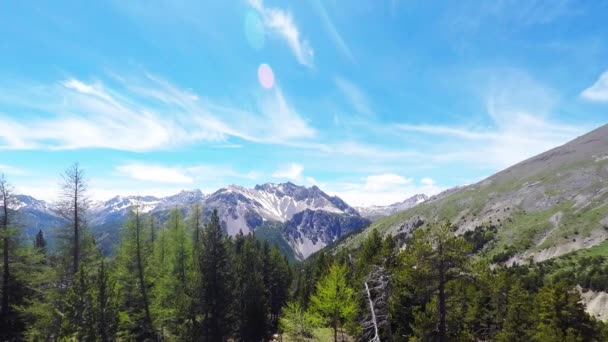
xmin=12 ymin=182 xmax=428 ymax=260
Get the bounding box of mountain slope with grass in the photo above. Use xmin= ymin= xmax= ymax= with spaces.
xmin=338 ymin=123 xmax=608 ymax=264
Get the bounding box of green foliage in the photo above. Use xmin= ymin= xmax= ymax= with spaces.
xmin=279 ymin=302 xmax=321 ymax=342
xmin=114 ymin=208 xmax=155 ymax=339
xmin=197 ymin=209 xmax=234 ymax=340
xmin=309 ymin=263 xmax=357 ymax=342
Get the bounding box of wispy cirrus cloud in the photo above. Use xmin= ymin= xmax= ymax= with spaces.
xmin=581 ymin=69 xmax=608 ymax=102
xmin=0 ymin=73 xmax=315 ymax=151
xmin=312 ymin=0 xmax=354 ymax=63
xmin=335 ymin=77 xmax=372 ymax=116
xmin=248 ymin=0 xmax=314 ymax=68
xmin=395 ymin=70 xmax=588 ymax=169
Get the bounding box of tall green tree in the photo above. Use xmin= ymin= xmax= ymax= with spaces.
xmin=532 ymin=281 xmax=602 ymax=341
xmin=0 ymin=174 xmax=13 ymax=318
xmin=198 ymin=209 xmax=234 ymax=340
xmin=234 ymin=234 xmax=269 ymax=341
xmin=310 ymin=263 xmax=357 ymax=342
xmin=496 ymin=280 xmax=533 ymax=342
xmin=399 ymin=222 xmax=472 ymax=341
xmin=151 ymin=208 xmax=195 ymax=339
xmin=115 ymin=204 xmax=155 ymax=339
xmin=94 ymin=260 xmax=118 ymax=342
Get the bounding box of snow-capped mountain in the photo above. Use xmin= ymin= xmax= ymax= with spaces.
xmin=204 ymin=183 xmax=367 ymax=259
xmin=13 ymin=183 xmax=370 ymax=259
xmin=12 ymin=195 xmax=64 ymax=237
xmin=356 ymin=194 xmax=428 ymax=221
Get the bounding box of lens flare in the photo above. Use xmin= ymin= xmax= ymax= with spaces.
xmin=244 ymin=11 xmax=265 ymax=50
xmin=258 ymin=64 xmax=275 ymax=89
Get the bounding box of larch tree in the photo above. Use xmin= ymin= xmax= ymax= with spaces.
xmin=56 ymin=163 xmax=89 ymax=276
xmin=115 ymin=202 xmax=155 ymax=339
xmin=309 ymin=263 xmax=357 ymax=342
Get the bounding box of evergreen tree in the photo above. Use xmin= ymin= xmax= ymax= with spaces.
xmin=496 ymin=280 xmax=533 ymax=342
xmin=34 ymin=229 xmax=47 ymax=252
xmin=198 ymin=209 xmax=233 ymax=340
xmin=532 ymin=281 xmax=602 ymax=341
xmin=265 ymin=244 xmax=291 ymax=329
xmin=310 ymin=263 xmax=357 ymax=342
xmin=399 ymin=222 xmax=472 ymax=342
xmin=234 ymin=234 xmax=269 ymax=341
xmin=60 ymin=266 xmax=97 ymax=340
xmin=0 ymin=174 xmax=17 ymax=337
xmin=94 ymin=260 xmax=118 ymax=342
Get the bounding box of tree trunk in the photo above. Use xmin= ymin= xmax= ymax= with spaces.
xmin=334 ymin=320 xmax=338 ymax=342
xmin=1 ymin=191 xmax=9 ymax=316
xmin=438 ymin=241 xmax=447 ymax=342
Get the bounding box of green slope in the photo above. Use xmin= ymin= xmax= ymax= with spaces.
xmin=338 ymin=124 xmax=608 ymax=263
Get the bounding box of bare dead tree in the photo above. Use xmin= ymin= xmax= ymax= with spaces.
xmin=0 ymin=174 xmax=15 ymax=316
xmin=360 ymin=265 xmax=391 ymax=342
xmin=56 ymin=163 xmax=89 ymax=276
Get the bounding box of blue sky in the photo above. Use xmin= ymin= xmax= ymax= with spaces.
xmin=0 ymin=0 xmax=607 ymax=206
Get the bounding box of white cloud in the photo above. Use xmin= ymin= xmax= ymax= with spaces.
xmin=272 ymin=163 xmax=304 ymax=181
xmin=421 ymin=177 xmax=435 ymax=185
xmin=0 ymin=74 xmax=315 ymax=151
xmin=327 ymin=174 xmax=442 ymax=207
xmin=117 ymin=164 xmax=194 ymax=184
xmin=364 ymin=173 xmax=412 ymax=191
xmin=116 ymin=162 xmax=261 ymax=185
xmin=248 ymin=0 xmax=314 ymax=67
xmin=335 ymin=77 xmax=372 ymax=116
xmin=581 ymin=70 xmax=608 ymax=102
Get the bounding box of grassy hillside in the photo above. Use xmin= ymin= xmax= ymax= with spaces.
xmin=338 ymin=124 xmax=608 ymax=263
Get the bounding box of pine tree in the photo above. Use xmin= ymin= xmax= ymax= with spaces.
xmin=234 ymin=234 xmax=270 ymax=341
xmin=310 ymin=263 xmax=357 ymax=342
xmin=399 ymin=221 xmax=472 ymax=342
xmin=496 ymin=281 xmax=533 ymax=342
xmin=34 ymin=229 xmax=47 ymax=252
xmin=198 ymin=209 xmax=234 ymax=340
xmin=265 ymin=244 xmax=291 ymax=329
